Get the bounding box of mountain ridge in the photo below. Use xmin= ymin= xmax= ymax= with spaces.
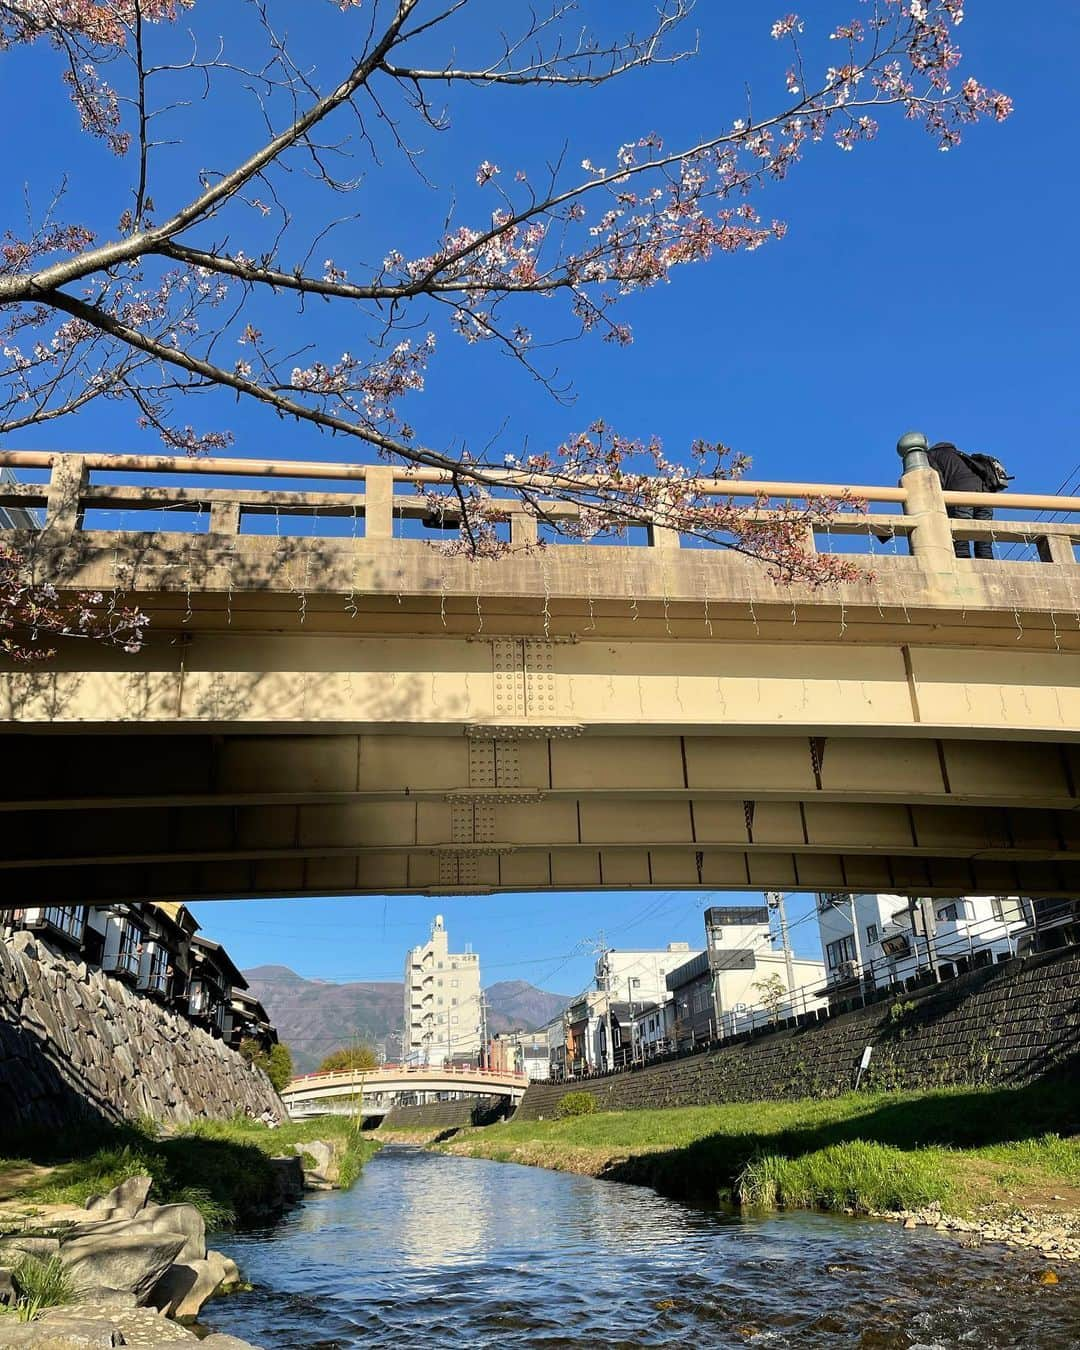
xmin=243 ymin=965 xmax=572 ymax=1072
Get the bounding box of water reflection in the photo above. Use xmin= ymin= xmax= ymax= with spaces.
xmin=208 ymin=1146 xmax=1079 ymax=1350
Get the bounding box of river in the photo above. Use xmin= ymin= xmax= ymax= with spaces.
xmin=206 ymin=1146 xmax=1078 ymax=1349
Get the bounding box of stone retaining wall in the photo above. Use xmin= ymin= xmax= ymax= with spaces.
xmin=379 ymin=1095 xmax=506 ymax=1133
xmin=0 ymin=933 xmax=284 ymax=1134
xmin=517 ymin=947 xmax=1080 ymax=1121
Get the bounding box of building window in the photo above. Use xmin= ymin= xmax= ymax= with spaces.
xmin=42 ymin=906 xmax=87 ymax=943
xmin=866 ymin=924 xmax=879 ymax=945
xmin=937 ymin=903 xmax=959 ymax=923
xmin=826 ymin=935 xmax=857 ymax=970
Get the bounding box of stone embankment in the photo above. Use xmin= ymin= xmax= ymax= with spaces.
xmin=0 ymin=1175 xmax=262 ymax=1347
xmin=516 ymin=947 xmax=1080 ymax=1120
xmin=0 ymin=934 xmax=283 ymax=1131
xmin=378 ymin=1095 xmax=508 ymax=1136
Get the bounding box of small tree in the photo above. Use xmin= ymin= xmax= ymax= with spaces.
xmin=239 ymin=1037 xmax=293 ymax=1090
xmin=318 ymin=1045 xmax=379 ymax=1074
xmin=751 ymin=973 xmax=789 ymax=1025
xmin=0 ymin=1 xmax=1011 ymax=662
xmin=264 ymin=1042 xmax=294 ymax=1093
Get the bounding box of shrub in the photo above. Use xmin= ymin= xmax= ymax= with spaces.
xmin=556 ymin=1092 xmax=597 ymax=1119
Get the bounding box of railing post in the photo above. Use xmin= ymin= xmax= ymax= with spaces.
xmin=1037 ymin=533 xmax=1075 ymax=565
xmin=209 ymin=500 xmax=241 ymax=535
xmin=897 ymin=431 xmax=957 ymax=572
xmin=510 ymin=509 xmax=538 ymax=548
xmin=45 ymin=453 xmax=86 ymax=537
xmin=363 ymin=465 xmax=395 ymax=540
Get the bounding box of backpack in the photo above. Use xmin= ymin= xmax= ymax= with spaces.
xmin=960 ymin=451 xmax=1013 ymax=492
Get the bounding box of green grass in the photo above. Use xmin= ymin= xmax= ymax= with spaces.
xmin=445 ymin=1079 xmax=1080 ymax=1216
xmin=736 ymin=1141 xmax=951 ymax=1212
xmin=1 ymin=1114 xmax=380 ymax=1229
xmin=8 ymin=1255 xmax=75 ymax=1322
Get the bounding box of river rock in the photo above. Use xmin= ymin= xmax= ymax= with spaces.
xmin=208 ymin=1250 xmax=242 ymax=1290
xmin=198 ymin=1337 xmax=265 ymax=1349
xmin=295 ymin=1139 xmax=334 ymax=1179
xmin=1 ymin=1235 xmax=62 ymax=1262
xmin=59 ymin=1231 xmax=187 ymax=1301
xmin=85 ymin=1175 xmax=153 ymax=1220
xmin=148 ymin=1250 xmax=228 ymax=1319
xmin=72 ymin=1287 xmax=140 ymax=1308
xmin=70 ymin=1204 xmax=206 ymax=1265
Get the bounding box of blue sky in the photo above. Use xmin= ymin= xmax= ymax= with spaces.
xmin=6 ymin=3 xmax=1079 ymax=993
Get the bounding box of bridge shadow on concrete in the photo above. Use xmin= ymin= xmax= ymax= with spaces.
xmin=596 ymin=1065 xmax=1080 ymax=1205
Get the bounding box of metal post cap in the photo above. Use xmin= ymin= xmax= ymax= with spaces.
xmin=897 ymin=432 xmax=929 ymax=458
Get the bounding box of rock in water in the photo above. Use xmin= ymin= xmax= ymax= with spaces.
xmin=59 ymin=1231 xmax=187 ymax=1301
xmin=149 ymin=1250 xmax=229 ymax=1319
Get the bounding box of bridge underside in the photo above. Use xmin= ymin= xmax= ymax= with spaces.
xmin=5 ymin=530 xmax=1080 ymax=902
xmin=4 ymin=726 xmax=1080 ymax=900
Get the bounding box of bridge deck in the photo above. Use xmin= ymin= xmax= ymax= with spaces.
xmin=4 ymin=451 xmax=1080 ymax=901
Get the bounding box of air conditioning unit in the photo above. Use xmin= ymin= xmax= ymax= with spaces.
xmin=834 ymin=960 xmax=859 ymax=981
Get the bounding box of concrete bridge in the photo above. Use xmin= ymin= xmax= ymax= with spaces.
xmin=3 ymin=441 xmax=1080 ymax=901
xmin=281 ymin=1064 xmax=528 ymax=1118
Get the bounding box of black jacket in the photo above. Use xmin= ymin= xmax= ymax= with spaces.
xmin=927 ymin=444 xmax=983 ymax=492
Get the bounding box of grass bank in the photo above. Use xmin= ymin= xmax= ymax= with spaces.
xmin=0 ymin=1114 xmax=379 ymax=1229
xmin=442 ymin=1080 xmax=1080 ymax=1219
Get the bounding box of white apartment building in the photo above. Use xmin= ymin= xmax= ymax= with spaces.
xmin=662 ymin=905 xmax=828 ymax=1047
xmin=816 ymin=892 xmax=1029 ymax=995
xmin=597 ymin=943 xmax=699 ymax=1006
xmin=403 ymin=914 xmax=482 ymax=1066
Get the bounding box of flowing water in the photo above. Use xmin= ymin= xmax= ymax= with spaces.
xmin=207 ymin=1146 xmax=1079 ymax=1349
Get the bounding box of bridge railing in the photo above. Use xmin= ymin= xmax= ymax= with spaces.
xmin=1 ymin=447 xmax=1078 ymax=565
xmin=283 ymin=1063 xmax=528 ymax=1093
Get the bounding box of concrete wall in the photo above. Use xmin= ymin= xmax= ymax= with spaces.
xmin=515 ymin=947 xmax=1080 ymax=1120
xmin=0 ymin=932 xmax=284 ymax=1135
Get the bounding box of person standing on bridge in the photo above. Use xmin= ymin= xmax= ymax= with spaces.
xmin=926 ymin=442 xmax=996 ymax=560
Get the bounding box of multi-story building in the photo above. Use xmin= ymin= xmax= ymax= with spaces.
xmin=816 ymin=892 xmax=1030 ymax=1005
xmin=666 ymin=905 xmax=827 ymax=1046
xmin=487 ymin=1029 xmax=550 ymax=1080
xmin=403 ymin=914 xmax=482 ymax=1066
xmin=597 ymin=943 xmax=697 ymax=1008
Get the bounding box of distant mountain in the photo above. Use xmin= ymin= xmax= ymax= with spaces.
xmin=243 ymin=966 xmax=404 ymax=1074
xmin=243 ymin=965 xmax=572 ymax=1074
xmin=485 ymin=980 xmax=572 ymax=1036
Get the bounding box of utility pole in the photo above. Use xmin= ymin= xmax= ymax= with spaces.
xmin=591 ymin=931 xmax=615 ymax=1073
xmin=478 ymin=990 xmax=490 ymax=1068
xmin=766 ymin=891 xmax=797 ymax=1014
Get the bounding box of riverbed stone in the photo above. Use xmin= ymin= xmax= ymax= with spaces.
xmin=85 ymin=1176 xmax=153 ymax=1220
xmin=148 ymin=1251 xmax=228 ymax=1319
xmin=59 ymin=1231 xmax=187 ymax=1301
xmin=1 ymin=1235 xmax=62 ymax=1262
xmin=208 ymin=1251 xmax=242 ymax=1291
xmin=70 ymin=1205 xmax=206 ymax=1265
